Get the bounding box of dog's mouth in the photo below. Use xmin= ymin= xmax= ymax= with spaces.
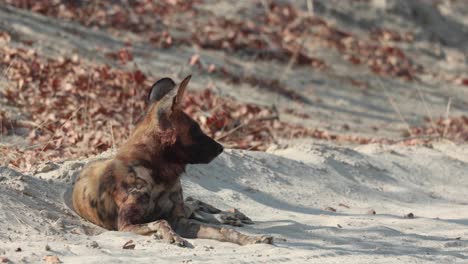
xmin=165 ymin=140 xmax=223 ymax=164
xmin=190 ymin=140 xmax=223 ymax=164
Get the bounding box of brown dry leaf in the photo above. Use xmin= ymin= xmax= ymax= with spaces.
xmin=123 ymin=240 xmax=136 ymax=250
xmin=0 ymin=31 xmax=11 ymax=43
xmin=189 ymin=54 xmax=200 ymax=66
xmin=133 ymin=70 xmax=146 ymax=85
xmin=207 ymin=64 xmax=216 ymax=73
xmin=118 ymin=48 xmax=133 ymax=64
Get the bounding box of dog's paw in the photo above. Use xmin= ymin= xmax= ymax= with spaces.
xmin=222 ymin=208 xmax=254 ymax=225
xmin=219 ymin=216 xmax=243 ymax=227
xmin=252 ymin=235 xmax=274 ymax=245
xmin=150 ymin=220 xmax=189 ymax=247
xmin=240 ymin=235 xmax=274 ymax=245
xmin=154 ymin=231 xmax=189 ymax=247
xmin=172 ymin=235 xmax=189 ymax=248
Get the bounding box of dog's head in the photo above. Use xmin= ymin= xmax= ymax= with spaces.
xmin=143 ymin=75 xmax=223 ymax=164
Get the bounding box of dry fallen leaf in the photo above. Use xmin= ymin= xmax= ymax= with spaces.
xmin=123 ymin=240 xmax=136 ymax=250
xmin=189 ymin=54 xmax=200 ymax=66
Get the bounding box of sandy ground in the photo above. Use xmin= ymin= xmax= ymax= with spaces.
xmin=0 ymin=141 xmax=467 ymax=263
xmin=1 ymin=1 xmax=468 ymax=263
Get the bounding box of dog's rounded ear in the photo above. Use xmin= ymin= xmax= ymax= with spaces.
xmin=147 ymin=77 xmax=176 ymax=104
xmin=157 ymin=75 xmax=192 ymax=117
xmin=173 ymin=75 xmax=191 ymax=110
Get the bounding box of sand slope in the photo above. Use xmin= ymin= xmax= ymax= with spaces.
xmin=0 ymin=142 xmax=467 ymax=263
xmin=1 ymin=1 xmax=468 ymax=263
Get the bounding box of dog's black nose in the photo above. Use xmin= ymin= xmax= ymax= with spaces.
xmin=217 ymin=144 xmax=224 ymax=154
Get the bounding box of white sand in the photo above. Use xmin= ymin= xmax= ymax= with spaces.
xmin=1 ymin=1 xmax=468 ymax=263
xmin=1 ymin=141 xmax=467 ymax=263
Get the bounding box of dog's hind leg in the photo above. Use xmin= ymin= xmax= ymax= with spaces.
xmin=175 ymin=218 xmax=272 ymax=246
xmin=184 ymin=197 xmax=253 ymax=227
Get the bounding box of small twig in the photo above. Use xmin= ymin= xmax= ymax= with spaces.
xmin=215 ymin=124 xmax=247 ymax=141
xmin=0 ymin=58 xmax=16 ymax=87
xmin=442 ymin=97 xmax=452 ymax=138
xmin=13 ymin=213 xmax=25 ymax=225
xmin=130 ymin=61 xmax=143 ymax=133
xmin=280 ymin=13 xmax=311 ymax=83
xmin=215 ymin=115 xmax=278 ymax=141
xmin=109 ymin=121 xmax=116 ymax=152
xmin=306 ymin=0 xmax=314 ymax=15
xmin=413 ymin=85 xmax=437 ymax=133
xmin=376 ymin=79 xmax=413 ymax=137
xmin=247 ymin=142 xmax=264 ymax=151
xmin=279 ymin=35 xmax=306 ymax=82
xmin=16 ymin=120 xmax=53 ymax=135
xmin=389 ymin=98 xmax=413 ymax=137
xmin=266 ymin=126 xmax=279 ymax=144
xmin=85 ymin=73 xmax=93 ymax=134
xmin=0 ymin=119 xmax=3 ymax=143
xmin=9 ymin=119 xmax=15 ymax=136
xmin=260 ymin=0 xmax=270 ymax=14
xmin=121 ymin=0 xmax=139 ymax=24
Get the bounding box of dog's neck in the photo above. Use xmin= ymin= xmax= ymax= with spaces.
xmin=149 ymin=158 xmax=186 ymax=185
xmin=116 ymin=130 xmax=185 ymax=185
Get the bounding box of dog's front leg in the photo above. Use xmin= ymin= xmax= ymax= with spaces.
xmin=184 ymin=197 xmax=253 ymax=226
xmin=118 ymin=205 xmax=188 ymax=247
xmin=171 ymin=183 xmax=272 ymax=245
xmin=175 ymin=218 xmax=273 ymax=246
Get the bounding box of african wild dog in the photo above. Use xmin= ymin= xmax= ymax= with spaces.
xmin=72 ymin=75 xmax=273 ymax=246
